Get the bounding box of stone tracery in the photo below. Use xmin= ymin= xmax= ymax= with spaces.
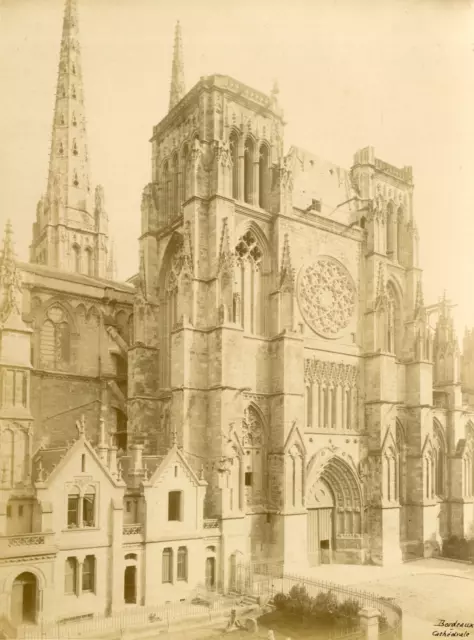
xmin=298 ymin=257 xmax=356 ymax=338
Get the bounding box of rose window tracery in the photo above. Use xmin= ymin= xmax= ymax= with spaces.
xmin=297 ymin=257 xmax=356 ymax=338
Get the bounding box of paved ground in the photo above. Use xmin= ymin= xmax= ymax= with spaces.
xmin=287 ymin=558 xmax=474 ymax=639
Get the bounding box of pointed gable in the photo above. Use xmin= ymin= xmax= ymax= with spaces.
xmin=144 ymin=446 xmax=205 ymax=489
xmin=33 ymin=435 xmax=125 ymax=490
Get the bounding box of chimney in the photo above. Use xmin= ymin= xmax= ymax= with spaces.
xmin=131 ymin=444 xmax=143 ymax=472
xmin=109 ymin=446 xmax=118 ymax=477
xmin=97 ymin=412 xmax=108 ymax=463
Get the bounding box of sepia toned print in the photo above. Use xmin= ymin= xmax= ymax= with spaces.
xmin=0 ymin=0 xmax=474 ymax=639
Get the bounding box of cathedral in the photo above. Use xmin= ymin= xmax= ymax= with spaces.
xmin=1 ymin=0 xmax=474 ymax=630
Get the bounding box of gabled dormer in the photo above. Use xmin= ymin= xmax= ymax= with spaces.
xmin=141 ymin=444 xmax=207 ymax=539
xmin=32 ymin=417 xmax=125 ymax=536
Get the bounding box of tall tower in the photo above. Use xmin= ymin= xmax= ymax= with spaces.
xmin=168 ymin=21 xmax=185 ymax=111
xmin=0 ymin=222 xmax=33 ymax=494
xmin=30 ymin=0 xmax=112 ymax=279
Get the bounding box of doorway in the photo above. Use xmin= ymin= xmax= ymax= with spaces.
xmin=205 ymin=557 xmax=216 ymax=590
xmin=124 ymin=566 xmax=137 ymax=604
xmin=11 ymin=572 xmax=38 ymax=625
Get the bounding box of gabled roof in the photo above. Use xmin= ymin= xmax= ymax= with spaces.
xmin=143 ymin=445 xmax=206 ymax=489
xmin=33 ymin=435 xmax=125 ymax=489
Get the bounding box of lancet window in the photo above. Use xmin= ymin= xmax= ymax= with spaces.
xmin=39 ymin=305 xmax=71 ymax=370
xmin=234 ymin=230 xmax=265 ymax=335
xmin=304 ymin=359 xmax=358 ymax=431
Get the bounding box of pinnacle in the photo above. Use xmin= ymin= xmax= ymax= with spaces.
xmin=169 ymin=20 xmax=186 ymax=111
xmin=1 ymin=220 xmax=15 ymax=262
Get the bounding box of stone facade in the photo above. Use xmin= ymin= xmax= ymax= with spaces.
xmin=3 ymin=0 xmax=474 ymax=631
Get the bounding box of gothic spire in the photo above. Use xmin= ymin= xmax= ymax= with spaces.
xmin=47 ymin=0 xmax=91 ymax=213
xmin=30 ymin=0 xmax=112 ymax=279
xmin=169 ymin=21 xmax=186 ymax=111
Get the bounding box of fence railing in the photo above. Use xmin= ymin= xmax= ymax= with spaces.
xmin=17 ymin=591 xmax=245 ymax=639
xmin=232 ymin=563 xmax=402 ymax=640
xmin=15 ymin=563 xmax=402 ymax=640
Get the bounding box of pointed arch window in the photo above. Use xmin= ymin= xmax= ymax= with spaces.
xmin=72 ymin=139 xmax=78 ymax=156
xmin=235 ymin=230 xmax=265 ymax=335
xmin=397 ymin=207 xmax=404 ymax=261
xmin=85 ymin=247 xmax=93 ymax=276
xmin=40 ymin=306 xmax=71 ymax=370
xmin=386 ymin=284 xmax=401 ymax=356
xmin=229 ymin=131 xmax=239 ymax=200
xmin=71 ymin=85 xmax=77 ymax=99
xmin=258 ymin=144 xmax=270 ymax=210
xmin=181 ymin=144 xmax=189 ymax=204
xmin=171 ymin=153 xmax=179 ymax=217
xmin=244 ymin=138 xmax=254 ymax=204
xmin=163 ymin=161 xmax=170 ymax=221
xmin=433 ymin=422 xmax=446 ymax=497
xmin=73 ymin=244 xmax=81 ymax=273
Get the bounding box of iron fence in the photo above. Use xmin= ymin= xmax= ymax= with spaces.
xmin=232 ymin=563 xmax=402 ymax=640
xmin=17 ymin=592 xmax=249 ymax=640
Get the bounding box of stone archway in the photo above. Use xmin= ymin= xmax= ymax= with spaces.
xmin=306 ymin=455 xmax=362 ymax=566
xmin=10 ymin=572 xmax=38 ymax=626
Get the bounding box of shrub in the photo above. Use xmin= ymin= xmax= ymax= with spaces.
xmin=272 ymin=593 xmax=288 ymax=611
xmin=269 ymin=585 xmax=361 ymax=629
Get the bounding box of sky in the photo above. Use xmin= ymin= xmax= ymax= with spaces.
xmin=0 ymin=0 xmax=473 ymax=333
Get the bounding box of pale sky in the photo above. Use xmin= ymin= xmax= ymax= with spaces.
xmin=1 ymin=0 xmax=473 ymax=333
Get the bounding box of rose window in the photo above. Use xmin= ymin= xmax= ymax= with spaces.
xmin=297 ymin=257 xmax=356 ymax=338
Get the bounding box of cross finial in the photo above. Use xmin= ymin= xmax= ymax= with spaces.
xmin=76 ymin=415 xmax=86 ymax=438
xmin=171 ymin=428 xmax=178 ymax=448
xmin=36 ymin=461 xmax=45 ymax=483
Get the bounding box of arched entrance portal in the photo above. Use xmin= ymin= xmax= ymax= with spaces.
xmin=11 ymin=572 xmax=38 ymax=625
xmin=306 ymin=456 xmax=362 ymax=566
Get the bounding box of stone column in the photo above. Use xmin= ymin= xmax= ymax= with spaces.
xmin=359 ymin=607 xmax=380 ymax=640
